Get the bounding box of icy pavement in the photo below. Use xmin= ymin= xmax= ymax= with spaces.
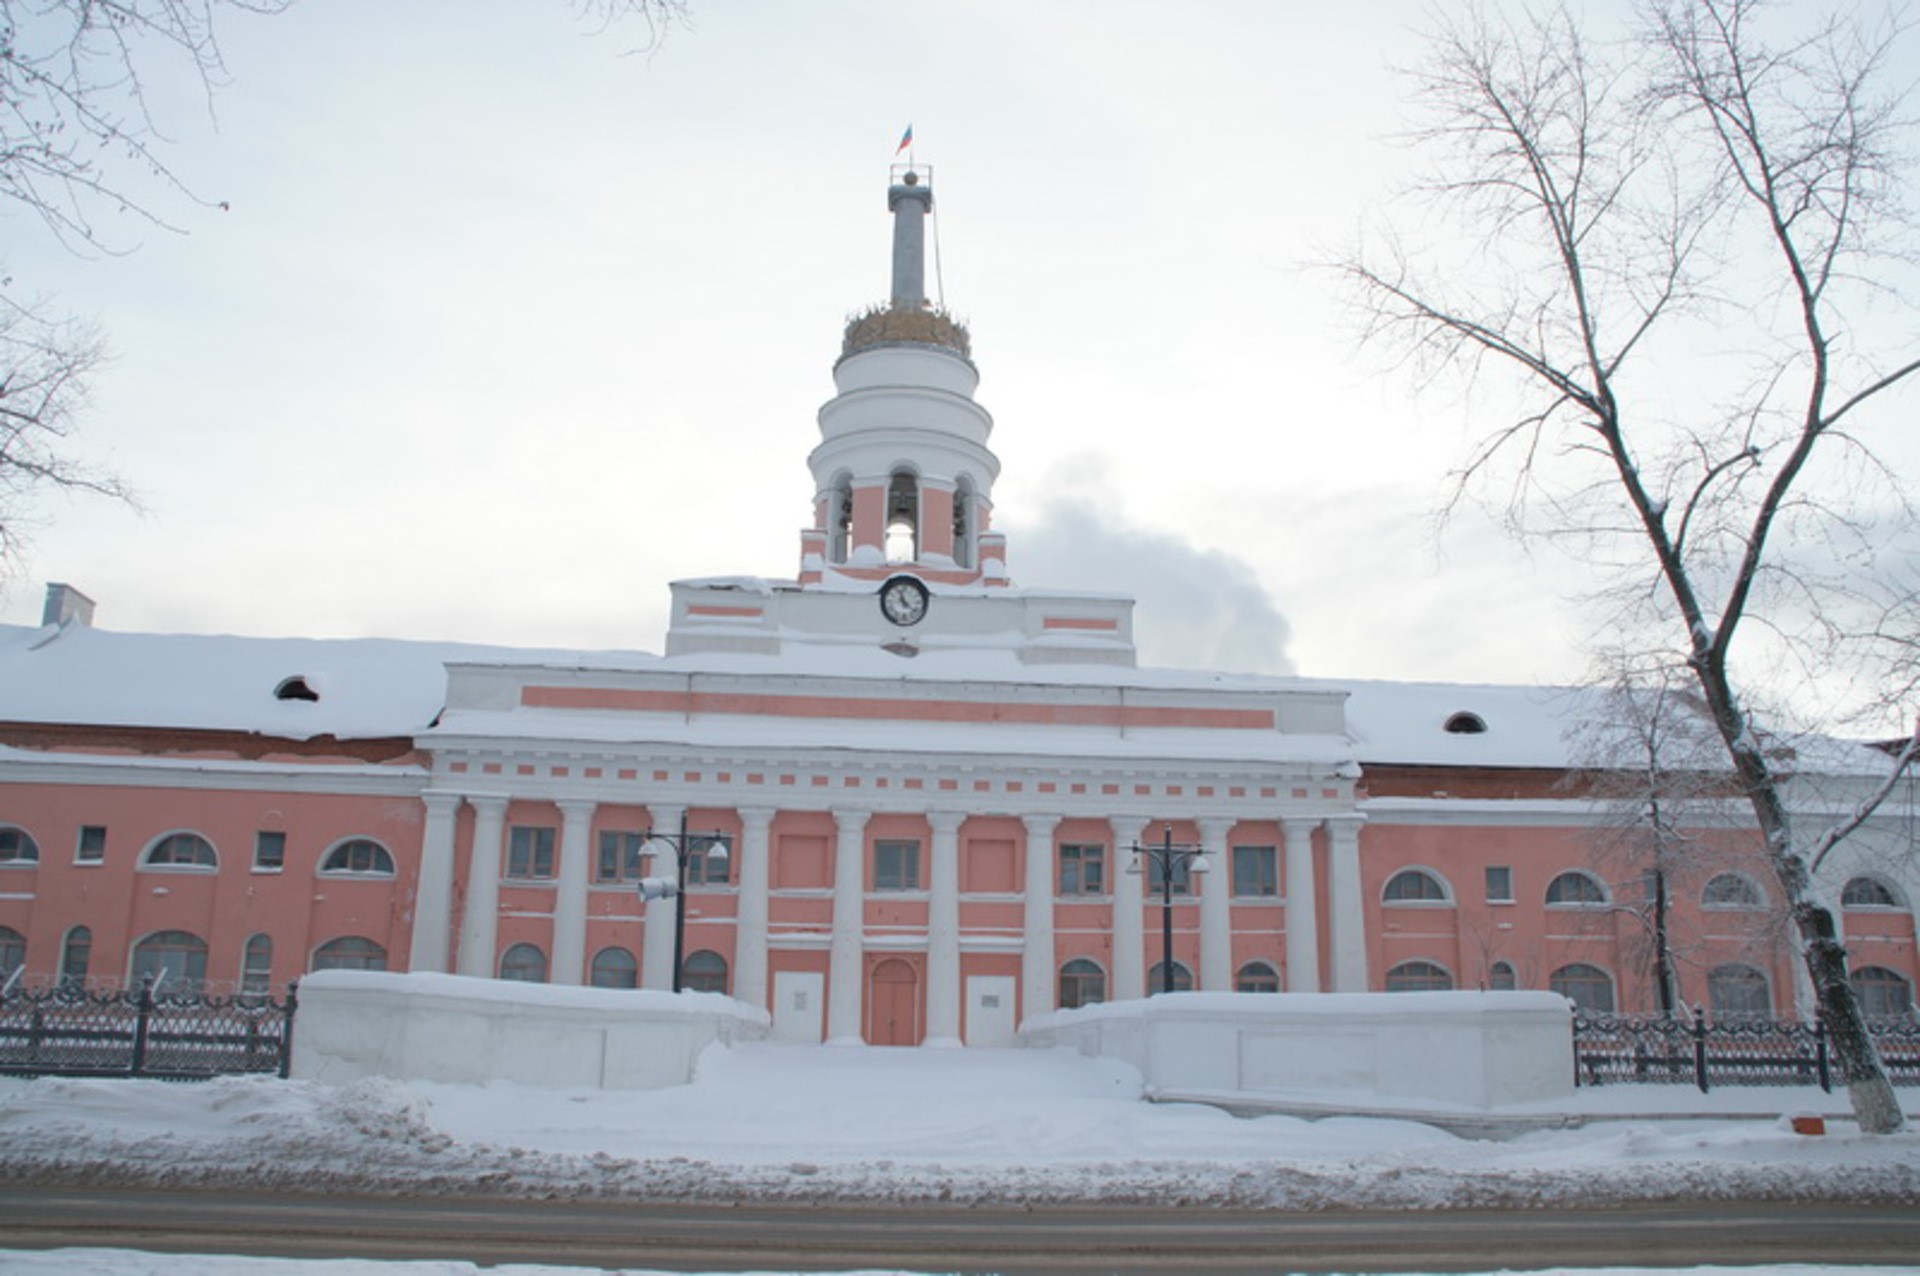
xmin=0 ymin=1043 xmax=1916 ymax=1208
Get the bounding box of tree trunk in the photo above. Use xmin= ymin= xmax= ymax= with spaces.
xmin=1795 ymin=898 xmax=1905 ymax=1133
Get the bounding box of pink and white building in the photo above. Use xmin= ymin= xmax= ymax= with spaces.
xmin=2 ymin=169 xmax=1915 ymax=1041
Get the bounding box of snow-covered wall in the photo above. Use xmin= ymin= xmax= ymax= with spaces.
xmin=291 ymin=971 xmax=769 ymax=1090
xmin=1020 ymin=991 xmax=1574 ymax=1110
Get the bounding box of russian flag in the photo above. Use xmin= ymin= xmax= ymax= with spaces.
xmin=896 ymin=124 xmax=913 ymax=154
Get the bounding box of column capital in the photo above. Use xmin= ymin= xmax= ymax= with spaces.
xmin=555 ymin=798 xmax=598 ymax=820
xmin=928 ymin=810 xmax=968 ymax=834
xmin=1020 ymin=812 xmax=1061 ymax=838
xmin=737 ymin=805 xmax=778 ymax=830
xmin=421 ymin=791 xmax=465 ymax=817
xmin=1325 ymin=813 xmax=1368 ymax=834
xmin=466 ymin=794 xmax=510 ymax=817
xmin=830 ymin=806 xmax=874 ymax=830
xmin=1196 ymin=815 xmax=1237 ymax=840
xmin=1108 ymin=815 xmax=1149 ymax=846
xmin=1281 ymin=815 xmax=1322 ymax=837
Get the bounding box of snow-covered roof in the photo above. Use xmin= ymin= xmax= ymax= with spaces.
xmin=0 ymin=622 xmax=641 ymax=742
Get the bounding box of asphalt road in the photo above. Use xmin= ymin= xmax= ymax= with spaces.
xmin=2 ymin=1187 xmax=1918 ymax=1273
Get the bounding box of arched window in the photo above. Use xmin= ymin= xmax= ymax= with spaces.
xmin=143 ymin=832 xmax=217 ymax=871
xmin=828 ymin=474 xmax=853 ymax=564
xmin=1545 ymin=871 xmax=1609 ymax=906
xmin=1385 ymin=960 xmax=1453 ymax=992
xmin=1059 ymin=958 xmax=1106 ymax=1010
xmin=590 ymin=946 xmax=638 ymax=989
xmin=1851 ymin=966 xmax=1915 ymax=1019
xmin=885 ymin=469 xmax=919 ymax=562
xmin=319 ymin=839 xmax=395 ymax=876
xmin=1702 ymin=873 xmax=1765 ymax=909
xmin=1842 ymin=876 xmax=1901 ymax=909
xmin=0 ymin=925 xmax=24 ymax=976
xmin=0 ymin=826 xmax=40 ymax=864
xmin=130 ymin=930 xmax=208 ymax=993
xmin=241 ymin=933 xmax=274 ymax=993
xmin=1549 ymin=963 xmax=1616 ymax=1012
xmin=682 ymin=949 xmax=728 ymax=995
xmin=312 ymin=936 xmax=387 ymax=972
xmin=1443 ymin=711 xmax=1487 ymax=734
xmin=1488 ymin=960 xmax=1518 ymax=991
xmin=59 ymin=925 xmax=91 ymax=988
xmin=1383 ymin=868 xmax=1450 ymax=903
xmin=952 ymin=476 xmax=975 ymax=569
xmin=1147 ymin=959 xmax=1194 ymax=994
xmin=500 ymin=943 xmax=547 ymax=983
xmin=1235 ymin=960 xmax=1280 ymax=993
xmin=1708 ymin=963 xmax=1772 ymax=1017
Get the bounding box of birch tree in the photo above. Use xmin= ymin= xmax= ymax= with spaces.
xmin=1344 ymin=0 xmax=1920 ymax=1132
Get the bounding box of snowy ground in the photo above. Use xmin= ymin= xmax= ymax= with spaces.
xmin=1 ymin=1042 xmax=1916 ymax=1210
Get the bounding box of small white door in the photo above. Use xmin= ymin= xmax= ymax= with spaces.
xmin=965 ymin=974 xmax=1017 ymax=1047
xmin=773 ymin=970 xmax=825 ymax=1044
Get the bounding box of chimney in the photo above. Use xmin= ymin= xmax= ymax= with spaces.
xmin=41 ymin=582 xmax=96 ymax=629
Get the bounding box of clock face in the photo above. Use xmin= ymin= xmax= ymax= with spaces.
xmin=879 ymin=575 xmax=930 ymax=627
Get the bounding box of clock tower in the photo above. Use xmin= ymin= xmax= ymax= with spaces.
xmin=664 ymin=164 xmax=1134 ymax=666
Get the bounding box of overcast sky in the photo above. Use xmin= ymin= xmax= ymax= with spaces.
xmin=1 ymin=1 xmax=1856 ymax=692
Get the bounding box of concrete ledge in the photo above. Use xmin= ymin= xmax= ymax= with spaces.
xmin=1021 ymin=990 xmax=1575 ymax=1113
xmin=291 ymin=970 xmax=768 ymax=1090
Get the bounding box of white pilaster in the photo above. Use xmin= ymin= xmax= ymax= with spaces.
xmin=734 ymin=807 xmax=776 ymax=1013
xmin=552 ymin=799 xmax=597 ymax=986
xmin=642 ymin=804 xmax=685 ymax=991
xmin=408 ymin=792 xmax=463 ymax=973
xmin=1197 ymin=816 xmax=1235 ymax=992
xmin=1283 ymin=817 xmax=1322 ymax=993
xmin=925 ymin=810 xmax=966 ymax=1047
xmin=1110 ymin=816 xmax=1149 ymax=1001
xmin=455 ymin=796 xmax=508 ymax=978
xmin=827 ymin=807 xmax=871 ymax=1044
xmin=1326 ymin=815 xmax=1369 ymax=992
xmin=1020 ymin=813 xmax=1061 ymax=1024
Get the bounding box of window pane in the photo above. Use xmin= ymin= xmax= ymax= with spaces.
xmin=1232 ymin=846 xmax=1277 ymax=897
xmin=254 ymin=831 xmax=287 ymax=871
xmin=686 ymin=834 xmax=732 ymax=886
xmin=1059 ymin=844 xmax=1105 ymax=895
xmin=508 ymin=827 xmax=556 ymax=880
xmin=1485 ymin=866 xmax=1514 ymax=902
xmin=874 ymin=840 xmax=921 ymax=890
xmin=76 ymin=825 xmax=107 ymax=862
xmin=590 ymin=946 xmax=637 ymax=988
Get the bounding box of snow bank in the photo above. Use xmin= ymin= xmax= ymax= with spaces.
xmin=292 ymin=971 xmax=768 ymax=1090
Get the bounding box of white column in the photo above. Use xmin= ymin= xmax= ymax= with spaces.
xmin=455 ymin=796 xmax=508 ymax=978
xmin=1326 ymin=815 xmax=1369 ymax=992
xmin=1197 ymin=816 xmax=1235 ymax=992
xmin=551 ymin=799 xmax=596 ymax=986
xmin=1110 ymin=816 xmax=1148 ymax=1001
xmin=1283 ymin=818 xmax=1322 ymax=993
xmin=1021 ymin=813 xmax=1061 ymax=1024
xmin=641 ymin=804 xmax=685 ymax=991
xmin=408 ymin=792 xmax=462 ymax=973
xmin=734 ymin=807 xmax=776 ymax=1013
xmin=826 ymin=807 xmax=871 ymax=1044
xmin=925 ymin=810 xmax=965 ymax=1047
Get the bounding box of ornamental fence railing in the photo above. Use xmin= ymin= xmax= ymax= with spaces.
xmin=0 ymin=976 xmax=297 ymax=1080
xmin=1573 ymin=1009 xmax=1920 ymax=1092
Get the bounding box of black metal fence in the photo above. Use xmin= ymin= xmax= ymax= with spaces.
xmin=1573 ymin=1009 xmax=1920 ymax=1091
xmin=0 ymin=977 xmax=297 ymax=1080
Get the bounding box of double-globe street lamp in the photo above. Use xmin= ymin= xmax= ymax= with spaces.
xmin=634 ymin=812 xmax=730 ymax=994
xmin=1127 ymin=824 xmax=1209 ymax=995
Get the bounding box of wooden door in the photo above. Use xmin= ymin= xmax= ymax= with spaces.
xmin=868 ymin=958 xmax=920 ymax=1046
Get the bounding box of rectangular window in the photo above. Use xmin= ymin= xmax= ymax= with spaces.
xmin=597 ymin=831 xmax=646 ymax=883
xmin=507 ymin=826 xmax=557 ymax=880
xmin=1232 ymin=845 xmax=1278 ymax=897
xmin=1151 ymin=854 xmax=1194 ymax=895
xmin=1059 ymin=843 xmax=1106 ymax=895
xmin=873 ymin=839 xmax=921 ymax=891
xmin=1486 ymin=865 xmax=1514 ymax=903
xmin=253 ymin=830 xmax=287 ymax=872
xmin=685 ymin=834 xmax=732 ymax=886
xmin=75 ymin=825 xmax=107 ymax=864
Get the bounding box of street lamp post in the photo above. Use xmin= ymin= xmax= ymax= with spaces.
xmin=1127 ymin=824 xmax=1209 ymax=995
xmin=635 ymin=811 xmax=730 ymax=993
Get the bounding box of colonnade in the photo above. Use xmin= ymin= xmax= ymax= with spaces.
xmin=409 ymin=793 xmax=1371 ymax=1033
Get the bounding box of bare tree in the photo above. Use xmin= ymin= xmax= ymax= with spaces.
xmin=0 ymin=0 xmax=689 ymax=570
xmin=1343 ymin=1 xmax=1920 ymax=1132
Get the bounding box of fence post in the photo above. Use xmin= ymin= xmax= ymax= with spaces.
xmin=129 ymin=975 xmax=155 ymax=1078
xmin=1815 ymin=1014 xmax=1832 ymax=1093
xmin=1691 ymin=1007 xmax=1709 ymax=1093
xmin=279 ymin=980 xmax=299 ymax=1080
